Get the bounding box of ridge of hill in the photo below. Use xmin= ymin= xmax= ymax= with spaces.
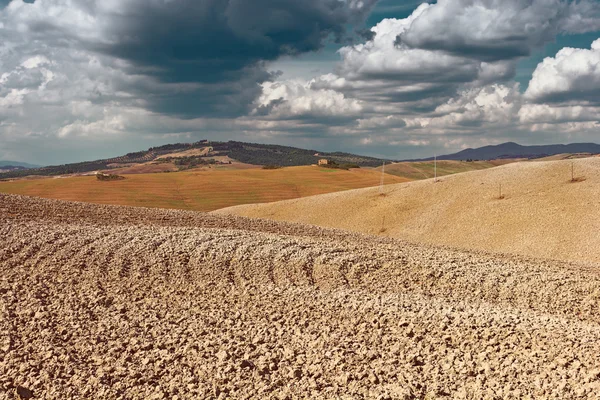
xmin=0 ymin=141 xmax=394 ymax=180
xmin=377 ymin=159 xmax=520 ymax=180
xmin=0 ymin=160 xmax=41 ymax=169
xmin=0 ymin=166 xmax=30 ymax=173
xmin=409 ymin=142 xmax=600 ymax=161
xmin=217 ymin=157 xmax=600 ymax=264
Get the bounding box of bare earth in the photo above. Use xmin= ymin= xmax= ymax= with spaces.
xmin=218 ymin=157 xmax=600 ymax=264
xmin=2 ymin=193 xmax=600 ymax=399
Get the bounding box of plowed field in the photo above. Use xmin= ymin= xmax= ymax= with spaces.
xmin=2 ymin=194 xmax=600 ymax=399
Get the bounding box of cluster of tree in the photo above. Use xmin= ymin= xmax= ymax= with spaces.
xmin=172 ymin=156 xmax=215 ymax=170
xmin=0 ymin=166 xmax=28 ymax=172
xmin=212 ymin=141 xmax=390 ymax=167
xmin=148 ymin=142 xmax=198 ymax=152
xmin=319 ymin=161 xmax=360 ymax=170
xmin=0 ymin=161 xmax=112 ymax=179
xmin=96 ymin=173 xmax=125 ymax=181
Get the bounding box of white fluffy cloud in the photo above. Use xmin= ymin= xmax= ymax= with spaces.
xmin=323 ymin=0 xmax=600 ymax=106
xmin=254 ymin=80 xmax=364 ymax=120
xmin=519 ymin=38 xmax=600 ymax=128
xmin=519 ymin=103 xmax=600 ymax=124
xmin=398 ymin=0 xmax=600 ymax=59
xmin=324 ymin=3 xmax=512 ymax=106
xmin=427 ymin=84 xmax=522 ymax=127
xmin=525 ymin=38 xmax=600 ymax=103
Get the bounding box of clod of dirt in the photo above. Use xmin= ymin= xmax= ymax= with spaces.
xmin=2 ymin=194 xmax=600 ymax=399
xmin=15 ymin=386 xmax=33 ymax=399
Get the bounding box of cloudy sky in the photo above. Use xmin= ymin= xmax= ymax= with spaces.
xmin=1 ymin=0 xmax=600 ymax=165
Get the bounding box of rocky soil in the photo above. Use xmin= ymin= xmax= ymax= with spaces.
xmin=2 ymin=193 xmax=600 ymax=399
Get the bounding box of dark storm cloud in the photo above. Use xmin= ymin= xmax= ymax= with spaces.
xmin=357 ymin=28 xmax=376 ymax=41
xmin=100 ymin=0 xmax=375 ymax=80
xmin=88 ymin=0 xmax=378 ymax=117
xmin=396 ymin=34 xmax=533 ymax=61
xmin=8 ymin=0 xmax=377 ymax=118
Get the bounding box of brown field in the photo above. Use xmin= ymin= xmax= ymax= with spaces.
xmin=218 ymin=157 xmax=600 ymax=264
xmin=2 ymin=194 xmax=600 ymax=398
xmin=0 ymin=166 xmax=408 ymax=212
xmin=377 ymin=159 xmax=521 ymax=180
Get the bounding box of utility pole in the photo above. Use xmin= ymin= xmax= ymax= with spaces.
xmin=379 ymin=161 xmax=385 ymax=193
xmin=434 ymin=154 xmax=437 ymax=182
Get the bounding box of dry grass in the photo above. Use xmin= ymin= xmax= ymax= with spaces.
xmin=0 ymin=166 xmax=409 ymax=212
xmin=218 ymin=158 xmax=600 ymax=264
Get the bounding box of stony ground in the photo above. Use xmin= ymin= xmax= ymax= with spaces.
xmin=2 ymin=193 xmax=600 ymax=399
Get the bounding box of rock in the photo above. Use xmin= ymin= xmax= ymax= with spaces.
xmin=289 ymin=369 xmax=302 ymax=380
xmin=216 ymin=350 xmax=229 ymax=362
xmin=368 ymin=372 xmax=380 ymax=384
xmin=15 ymin=386 xmax=34 ymax=399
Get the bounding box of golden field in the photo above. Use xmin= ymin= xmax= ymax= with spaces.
xmin=0 ymin=166 xmax=409 ymax=212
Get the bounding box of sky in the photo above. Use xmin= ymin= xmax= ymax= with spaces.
xmin=1 ymin=0 xmax=600 ymax=165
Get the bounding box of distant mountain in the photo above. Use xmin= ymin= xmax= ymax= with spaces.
xmin=0 ymin=141 xmax=394 ymax=179
xmin=0 ymin=161 xmax=41 ymax=168
xmin=412 ymin=142 xmax=600 ymax=161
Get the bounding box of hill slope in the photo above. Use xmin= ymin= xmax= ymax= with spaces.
xmin=0 ymin=160 xmax=41 ymax=168
xmin=378 ymin=159 xmax=518 ymax=180
xmin=0 ymin=141 xmax=393 ymax=179
xmin=411 ymin=141 xmax=600 ymax=161
xmin=2 ymin=194 xmax=600 ymax=398
xmin=217 ymin=157 xmax=600 ymax=264
xmin=0 ymin=166 xmax=408 ymax=211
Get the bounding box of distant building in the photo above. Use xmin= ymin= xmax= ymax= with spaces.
xmin=318 ymin=159 xmax=330 ymax=165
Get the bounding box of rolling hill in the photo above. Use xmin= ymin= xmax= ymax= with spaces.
xmin=377 ymin=159 xmax=519 ymax=180
xmin=0 ymin=166 xmax=409 ymax=211
xmin=0 ymin=141 xmax=394 ymax=180
xmin=217 ymin=157 xmax=600 ymax=264
xmin=0 ymin=160 xmax=41 ymax=168
xmin=0 ymin=161 xmax=41 ymax=173
xmin=411 ymin=141 xmax=600 ymax=161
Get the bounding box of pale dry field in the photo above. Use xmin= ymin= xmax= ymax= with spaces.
xmin=375 ymin=159 xmax=520 ymax=181
xmin=218 ymin=157 xmax=600 ymax=264
xmin=2 ymin=194 xmax=600 ymax=399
